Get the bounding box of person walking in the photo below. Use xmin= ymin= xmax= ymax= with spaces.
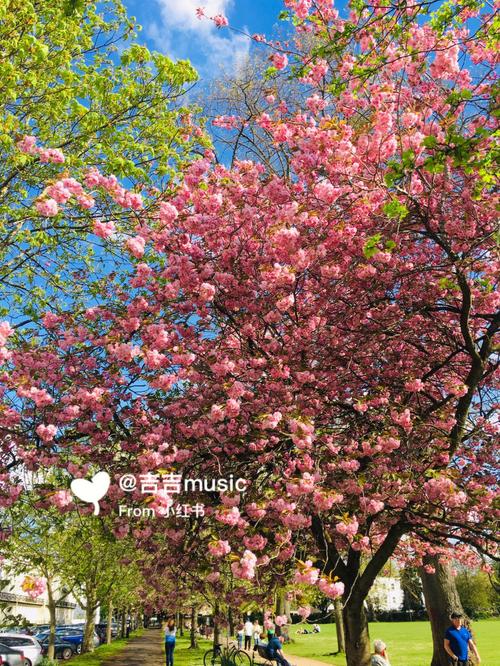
xmin=253 ymin=619 xmax=262 ymax=649
xmin=371 ymin=639 xmax=390 ymax=666
xmin=444 ymin=612 xmax=481 ymax=665
xmin=236 ymin=622 xmax=244 ymax=649
xmin=244 ymin=617 xmax=253 ymax=650
xmin=164 ymin=617 xmax=177 ymax=666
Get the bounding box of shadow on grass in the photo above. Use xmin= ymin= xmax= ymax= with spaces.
xmin=69 ymin=630 xmax=144 ymax=666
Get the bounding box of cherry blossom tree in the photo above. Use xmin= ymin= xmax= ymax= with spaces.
xmin=0 ymin=2 xmax=498 ymax=665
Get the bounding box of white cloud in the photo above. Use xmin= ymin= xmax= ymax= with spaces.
xmin=150 ymin=0 xmax=250 ymax=77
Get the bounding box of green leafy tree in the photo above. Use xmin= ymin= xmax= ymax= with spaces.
xmin=1 ymin=495 xmax=82 ymax=659
xmin=60 ymin=516 xmax=144 ymax=653
xmin=401 ymin=567 xmax=425 ymax=613
xmin=456 ymin=568 xmax=499 ymax=619
xmin=0 ymin=0 xmax=206 ymax=320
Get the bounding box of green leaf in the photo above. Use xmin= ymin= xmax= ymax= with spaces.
xmin=383 ymin=200 xmax=409 ymax=220
xmin=363 ymin=233 xmax=382 ymax=259
xmin=422 ymin=136 xmax=438 ymax=149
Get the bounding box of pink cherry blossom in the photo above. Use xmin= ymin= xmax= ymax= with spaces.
xmin=208 ymin=540 xmax=232 ymax=557
xmin=213 ymin=14 xmax=229 ymax=28
xmin=36 ymin=424 xmax=57 ymax=442
xmin=35 ymin=198 xmax=59 ymax=217
xmin=318 ymin=578 xmax=344 ymax=599
xmin=272 ymin=53 xmax=289 ymax=70
xmin=126 ymin=236 xmax=146 ymax=258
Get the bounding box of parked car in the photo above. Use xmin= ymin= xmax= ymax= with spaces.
xmin=0 ymin=635 xmax=42 ymax=666
xmin=61 ymin=628 xmax=99 ymax=651
xmin=37 ymin=636 xmax=75 ymax=661
xmin=35 ymin=628 xmax=99 ymax=653
xmin=95 ymin=622 xmax=118 ymax=643
xmin=0 ymin=642 xmax=26 ymax=666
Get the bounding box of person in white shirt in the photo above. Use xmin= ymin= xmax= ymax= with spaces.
xmin=253 ymin=620 xmax=263 ymax=649
xmin=244 ymin=618 xmax=254 ymax=650
xmin=371 ymin=639 xmax=390 ymax=666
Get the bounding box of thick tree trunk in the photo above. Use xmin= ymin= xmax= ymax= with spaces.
xmin=228 ymin=606 xmax=235 ymax=638
xmin=46 ymin=577 xmax=57 ymax=660
xmin=334 ymin=598 xmax=346 ymax=654
xmin=343 ymin=599 xmax=371 ymax=666
xmin=190 ymin=605 xmax=198 ymax=649
xmin=121 ymin=609 xmax=126 ymax=639
xmin=82 ymin=599 xmax=97 ymax=653
xmin=213 ymin=601 xmax=220 ymax=648
xmin=106 ymin=599 xmax=113 ymax=644
xmin=275 ymin=589 xmax=285 ymax=616
xmin=420 ymin=555 xmax=468 ymax=666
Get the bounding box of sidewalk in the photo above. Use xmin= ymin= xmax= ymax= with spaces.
xmin=99 ymin=631 xmax=333 ymax=666
xmin=101 ymin=629 xmax=164 ymax=666
xmin=288 ymin=657 xmax=331 ymax=666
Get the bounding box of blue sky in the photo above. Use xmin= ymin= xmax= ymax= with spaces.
xmin=123 ymin=0 xmax=285 ymax=79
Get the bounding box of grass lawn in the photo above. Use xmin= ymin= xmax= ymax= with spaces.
xmin=68 ymin=629 xmax=144 ymax=666
xmin=284 ymin=619 xmax=499 ymax=666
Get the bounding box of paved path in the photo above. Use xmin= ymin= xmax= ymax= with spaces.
xmin=287 ymin=657 xmax=331 ymax=666
xmin=101 ymin=629 xmax=164 ymax=666
xmin=99 ymin=630 xmax=332 ymax=666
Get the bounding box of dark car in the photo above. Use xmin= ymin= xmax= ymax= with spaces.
xmin=95 ymin=622 xmax=118 ymax=643
xmin=35 ymin=630 xmax=81 ymax=654
xmin=38 ymin=636 xmax=75 ymax=661
xmin=36 ymin=628 xmax=99 ymax=653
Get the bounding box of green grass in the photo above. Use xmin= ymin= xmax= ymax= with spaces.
xmin=284 ymin=619 xmax=499 ymax=666
xmin=67 ymin=629 xmax=144 ymax=666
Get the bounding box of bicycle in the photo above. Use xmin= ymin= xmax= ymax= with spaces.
xmin=203 ymin=641 xmax=252 ymax=666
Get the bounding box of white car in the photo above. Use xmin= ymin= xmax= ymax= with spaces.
xmin=0 ymin=635 xmax=42 ymax=666
xmin=0 ymin=642 xmax=27 ymax=666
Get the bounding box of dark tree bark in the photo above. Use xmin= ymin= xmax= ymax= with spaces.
xmin=213 ymin=601 xmax=221 ymax=648
xmin=179 ymin=611 xmax=184 ymax=636
xmin=275 ymin=589 xmax=285 ymax=616
xmin=190 ymin=605 xmax=198 ymax=649
xmin=312 ymin=517 xmax=406 ymax=666
xmin=228 ymin=606 xmax=235 ymax=638
xmin=120 ymin=609 xmax=126 ymax=639
xmin=420 ymin=555 xmax=469 ymax=666
xmin=343 ymin=598 xmax=371 ymax=666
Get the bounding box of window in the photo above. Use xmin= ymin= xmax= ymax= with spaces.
xmin=0 ymin=637 xmax=33 ymax=646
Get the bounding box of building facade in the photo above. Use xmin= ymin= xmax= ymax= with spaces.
xmin=367 ymin=576 xmax=405 ymax=612
xmin=0 ymin=566 xmax=77 ymax=626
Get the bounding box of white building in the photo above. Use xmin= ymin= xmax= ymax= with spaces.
xmin=367 ymin=576 xmax=404 ymax=612
xmin=0 ymin=567 xmax=77 ymax=626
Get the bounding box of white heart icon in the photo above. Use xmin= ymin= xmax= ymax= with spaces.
xmin=70 ymin=471 xmax=110 ymax=516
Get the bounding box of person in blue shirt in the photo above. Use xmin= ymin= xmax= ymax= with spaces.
xmin=444 ymin=613 xmax=481 ymax=665
xmin=164 ymin=617 xmax=177 ymax=666
xmin=266 ymin=627 xmax=292 ymax=666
